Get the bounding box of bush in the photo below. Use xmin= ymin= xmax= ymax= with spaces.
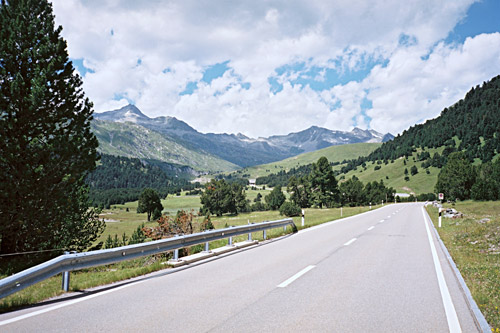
xmin=279 ymin=201 xmax=301 ymax=217
xmin=251 ymin=201 xmax=267 ymax=212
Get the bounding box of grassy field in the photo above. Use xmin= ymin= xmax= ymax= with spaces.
xmin=0 ymin=202 xmax=378 ymax=312
xmin=233 ymin=143 xmax=381 ymax=179
xmin=98 ymin=189 xmax=274 ymax=244
xmin=342 ymin=147 xmax=444 ymax=194
xmin=426 ymin=201 xmax=500 ymax=331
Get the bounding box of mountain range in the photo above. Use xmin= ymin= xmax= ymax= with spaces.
xmin=93 ymin=104 xmax=394 ymax=170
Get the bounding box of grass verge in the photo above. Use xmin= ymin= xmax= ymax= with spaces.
xmin=426 ymin=201 xmax=500 ymax=331
xmin=0 ymin=204 xmax=377 ymax=313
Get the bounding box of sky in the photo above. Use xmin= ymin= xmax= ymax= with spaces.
xmin=51 ymin=0 xmax=500 ymax=138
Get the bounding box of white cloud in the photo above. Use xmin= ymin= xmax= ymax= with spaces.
xmin=365 ymin=32 xmax=500 ymax=134
xmin=50 ymin=0 xmax=500 ymax=138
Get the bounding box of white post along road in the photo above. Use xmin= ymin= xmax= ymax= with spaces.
xmin=0 ymin=203 xmax=483 ymax=332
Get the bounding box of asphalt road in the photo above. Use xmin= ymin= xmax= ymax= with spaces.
xmin=0 ymin=203 xmax=481 ymax=332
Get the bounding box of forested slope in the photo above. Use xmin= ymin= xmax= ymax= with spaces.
xmin=86 ymin=154 xmax=200 ymax=207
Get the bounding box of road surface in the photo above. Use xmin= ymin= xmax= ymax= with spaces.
xmin=0 ymin=203 xmax=481 ymax=332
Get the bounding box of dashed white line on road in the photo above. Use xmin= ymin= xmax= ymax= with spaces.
xmin=344 ymin=238 xmax=357 ymax=246
xmin=367 ymin=226 xmax=375 ymax=231
xmin=379 ymin=220 xmax=385 ymax=223
xmin=277 ymin=265 xmax=315 ymax=288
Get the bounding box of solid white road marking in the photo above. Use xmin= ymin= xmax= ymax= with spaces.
xmin=344 ymin=238 xmax=357 ymax=246
xmin=421 ymin=208 xmax=462 ymax=332
xmin=367 ymin=226 xmax=375 ymax=231
xmin=277 ymin=265 xmax=315 ymax=288
xmin=0 ymin=280 xmax=142 ymax=326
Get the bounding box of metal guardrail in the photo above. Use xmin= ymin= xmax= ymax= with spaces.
xmin=0 ymin=218 xmax=296 ymax=299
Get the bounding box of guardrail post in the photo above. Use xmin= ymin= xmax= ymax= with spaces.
xmin=228 ymin=236 xmax=233 ymax=246
xmin=263 ymin=230 xmax=267 ymax=240
xmin=173 ymin=235 xmax=179 ymax=261
xmin=204 ymin=242 xmax=209 ymax=252
xmin=62 ymin=251 xmax=70 ymax=292
xmin=248 ymin=221 xmax=252 ymax=241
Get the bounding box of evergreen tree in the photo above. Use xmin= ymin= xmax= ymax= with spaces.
xmin=339 ymin=176 xmax=364 ymax=207
xmin=287 ymin=176 xmax=311 ymax=208
xmin=0 ymin=0 xmax=104 ymax=254
xmin=129 ymin=224 xmax=146 ymax=245
xmin=309 ymin=157 xmax=339 ymax=208
xmin=265 ymin=186 xmax=286 ymax=210
xmin=435 ymin=152 xmax=476 ymax=201
xmin=137 ymin=188 xmax=164 ymax=221
xmin=200 ymin=179 xmax=247 ymax=216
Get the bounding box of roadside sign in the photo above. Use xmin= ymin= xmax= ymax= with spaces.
xmin=439 ymin=193 xmax=444 ymax=200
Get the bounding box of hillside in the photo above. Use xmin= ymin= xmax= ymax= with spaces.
xmin=339 ymin=147 xmax=445 ymax=194
xmin=91 ymin=120 xmax=239 ymax=173
xmin=235 ymin=143 xmax=381 ymax=179
xmin=86 ymin=154 xmax=202 ymax=207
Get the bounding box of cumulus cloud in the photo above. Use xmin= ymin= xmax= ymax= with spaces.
xmin=50 ymin=0 xmax=500 ymax=137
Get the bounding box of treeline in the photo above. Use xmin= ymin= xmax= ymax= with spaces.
xmin=256 ymin=164 xmax=313 ymax=188
xmin=86 ymin=154 xmax=200 ymax=207
xmin=436 ymin=152 xmax=500 ymax=201
xmin=201 ymin=157 xmax=396 ymax=218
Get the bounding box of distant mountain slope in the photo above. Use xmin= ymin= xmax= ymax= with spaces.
xmin=94 ymin=104 xmax=394 ymax=167
xmin=239 ymin=143 xmax=382 ymax=179
xmin=91 ymin=120 xmax=239 ymax=173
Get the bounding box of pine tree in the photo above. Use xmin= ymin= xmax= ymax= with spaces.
xmin=265 ymin=186 xmax=286 ymax=210
xmin=435 ymin=152 xmax=476 ymax=200
xmin=309 ymin=157 xmax=339 ymax=208
xmin=0 ymin=0 xmax=104 ymax=254
xmin=137 ymin=188 xmax=164 ymax=221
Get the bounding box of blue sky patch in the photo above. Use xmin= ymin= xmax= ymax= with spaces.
xmin=180 ymin=81 xmax=198 ymax=95
xmin=267 ymin=55 xmax=385 ymax=94
xmin=113 ymin=93 xmax=133 ymax=104
xmin=71 ymin=58 xmax=94 ymax=77
xmin=202 ymin=60 xmax=230 ymax=83
xmin=446 ymin=0 xmax=500 ymax=44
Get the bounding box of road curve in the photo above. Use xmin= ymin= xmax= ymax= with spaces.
xmin=0 ymin=203 xmax=481 ymax=332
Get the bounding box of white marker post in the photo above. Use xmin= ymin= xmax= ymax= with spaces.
xmin=439 ymin=208 xmax=442 ymax=228
xmin=301 ymin=209 xmax=305 ymax=227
